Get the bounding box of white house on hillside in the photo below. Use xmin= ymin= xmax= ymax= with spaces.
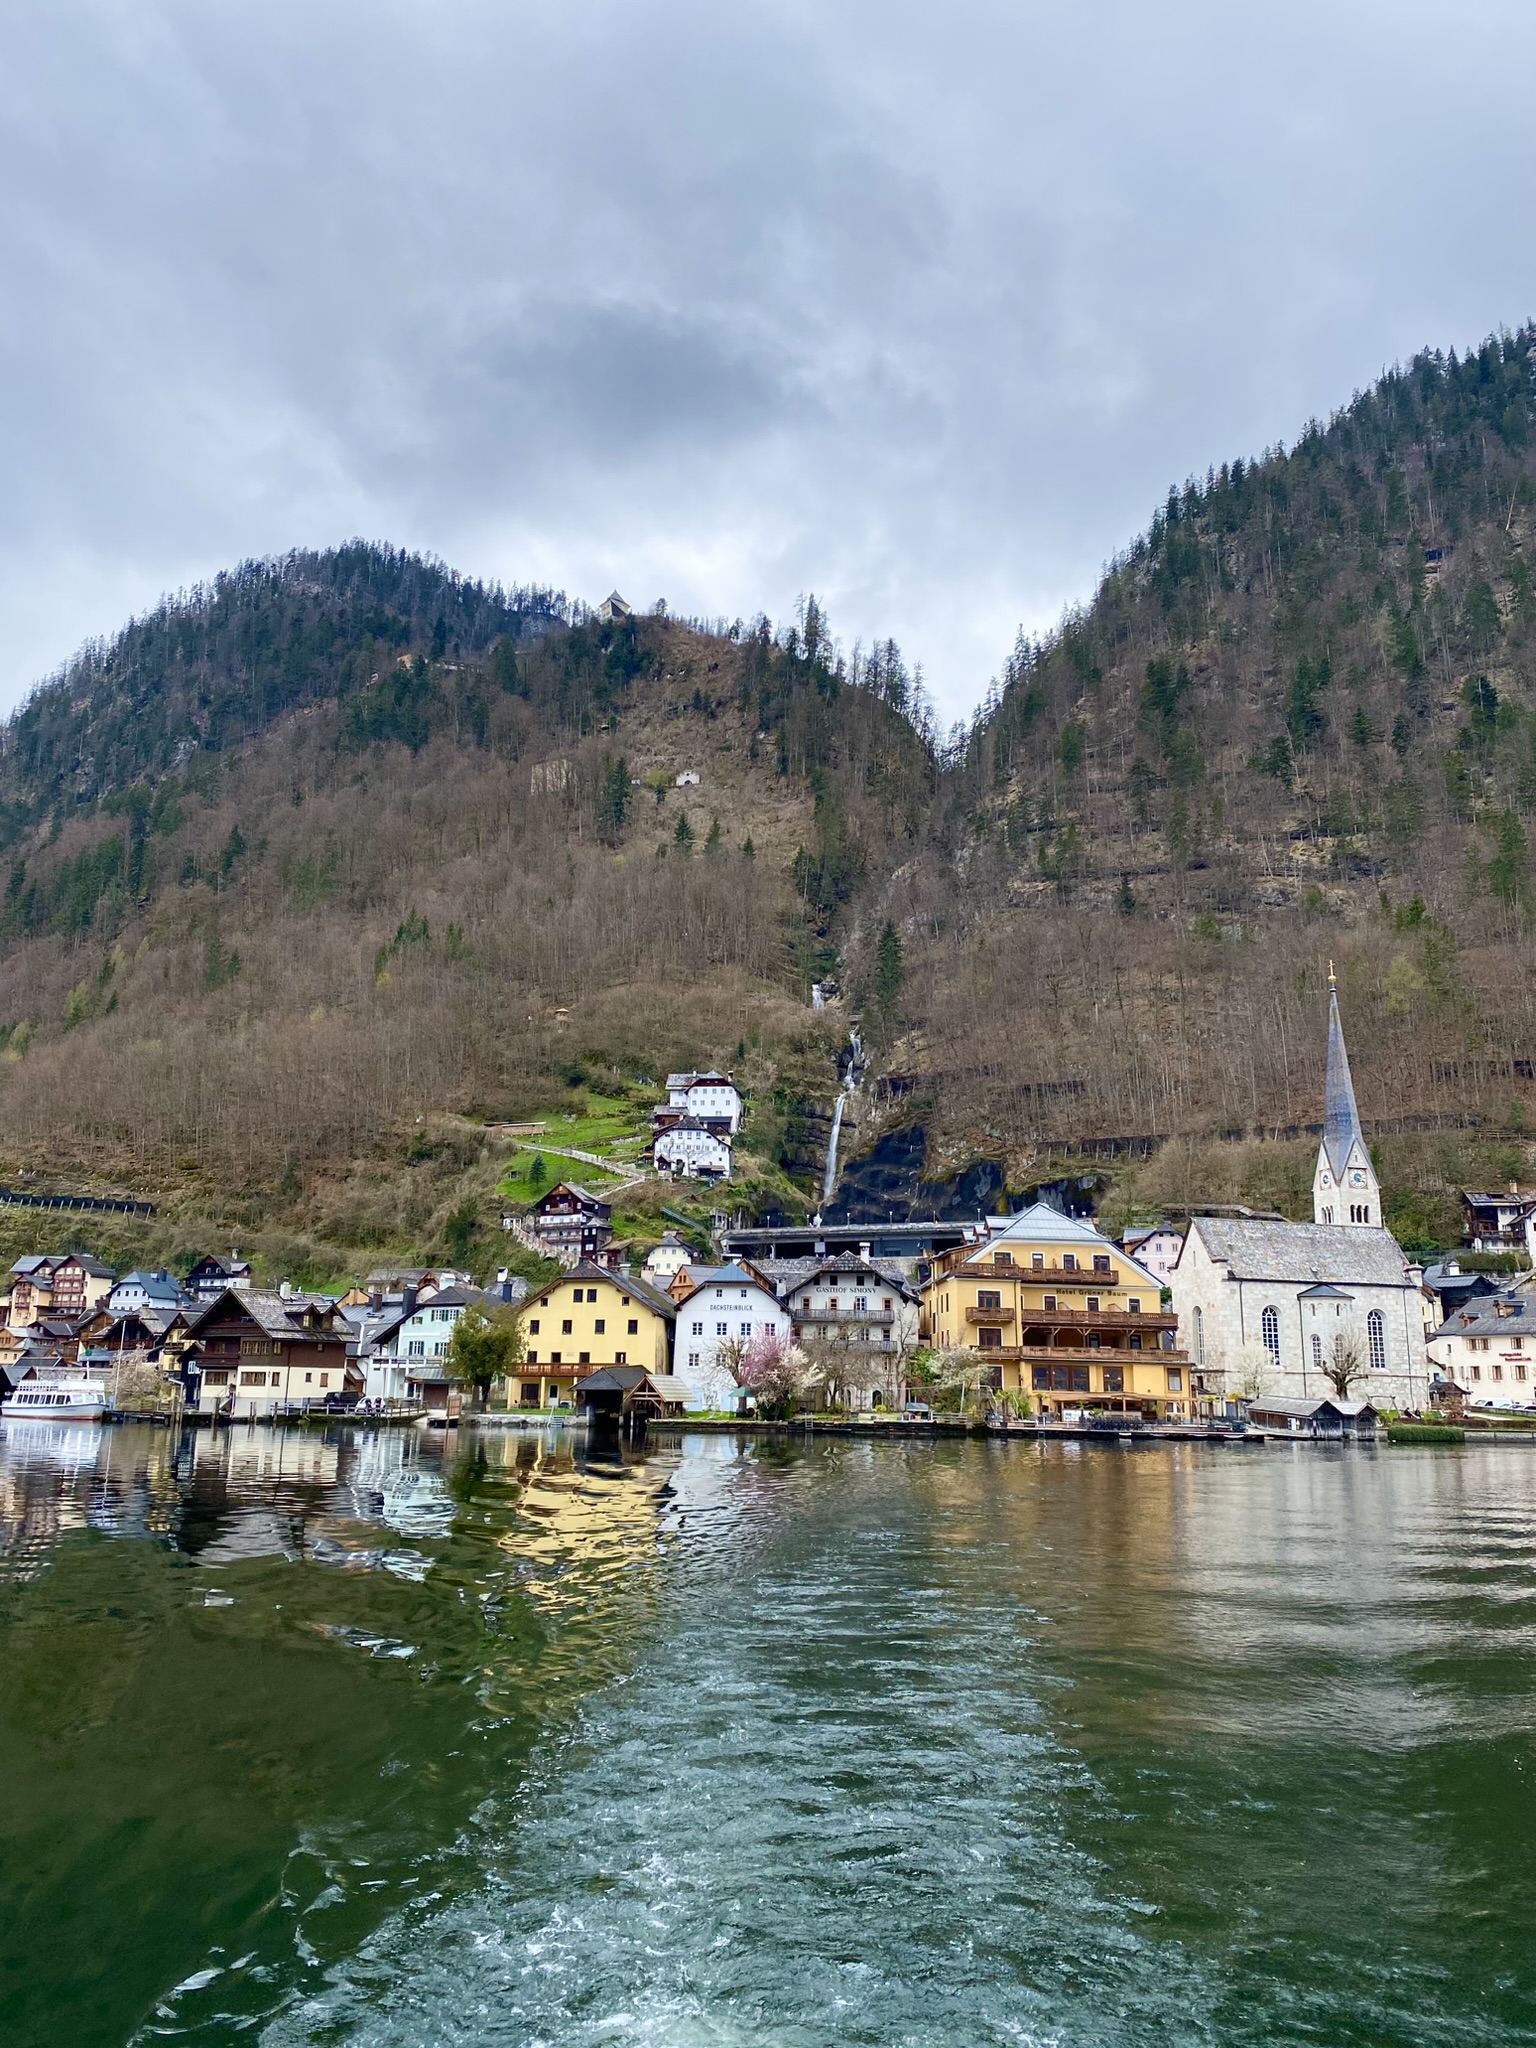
xmin=654 ymin=1118 xmax=732 ymax=1180
xmin=660 ymin=1071 xmax=743 ymax=1134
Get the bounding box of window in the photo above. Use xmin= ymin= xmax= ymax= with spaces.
xmin=579 ymin=1351 xmax=590 ymax=1365
xmin=1367 ymin=1310 xmax=1387 ymax=1372
xmin=1093 ymin=1255 xmax=1111 ymax=1273
xmin=621 ymin=1295 xmax=630 ymax=1306
xmin=1103 ymin=1367 xmax=1124 ymax=1393
xmin=996 ymin=1251 xmax=1013 ymax=1266
xmin=527 ymin=1350 xmax=538 ymax=1364
xmin=1492 ymin=1362 xmax=1504 ymax=1382
xmin=627 ymin=1319 xmax=638 ymax=1334
xmin=304 ymin=1372 xmax=313 ymax=1384
xmin=320 ymin=1374 xmax=329 ymax=1388
xmin=529 ymin=1320 xmax=540 ymax=1334
xmin=979 ymin=1328 xmax=1003 ymax=1348
xmin=1043 ymin=1295 xmax=1057 ymax=1312
xmin=1063 ymin=1254 xmax=1077 ymax=1272
xmin=615 ymin=1351 xmax=627 ymax=1365
xmin=1128 ymin=1299 xmax=1141 ymax=1314
xmin=239 ymin=1370 xmax=265 ymax=1386
xmin=1031 ymin=1366 xmax=1050 ymax=1389
xmin=1193 ymin=1306 xmax=1204 ymax=1364
xmin=1261 ymin=1306 xmax=1281 ymax=1362
xmin=522 ymin=1384 xmax=539 ymax=1404
xmin=551 ymin=1351 xmax=562 ymax=1364
xmin=883 ymin=1298 xmax=892 ymax=1311
xmin=801 ymin=1297 xmax=812 ymax=1310
xmin=1088 ymin=1331 xmax=1101 ymax=1350
xmin=1069 ymin=1366 xmax=1090 ymax=1393
xmin=270 ymin=1372 xmax=281 ymax=1386
xmin=976 ymin=1290 xmax=1002 ymax=1310
xmin=688 ymin=1352 xmax=699 ymax=1367
xmin=854 ymin=1296 xmax=868 ymax=1312
xmin=828 ymin=1298 xmax=839 ymax=1312
xmin=562 ymin=1319 xmax=572 ymax=1334
xmin=717 ymin=1322 xmax=729 ymax=1336
xmin=1471 ymin=1363 xmax=1482 ymax=1381
xmin=1087 ymin=1296 xmax=1100 ymax=1313
xmin=692 ymin=1321 xmax=704 ymax=1336
xmin=1129 ymin=1333 xmax=1143 ymax=1350
xmin=1518 ymin=1364 xmax=1529 ymax=1382
xmin=408 ymin=1340 xmax=425 ymax=1357
xmin=594 ymin=1319 xmax=605 ymax=1334
xmin=740 ymin=1322 xmax=752 ymax=1336
xmin=1031 ymin=1254 xmax=1044 ymax=1269
xmin=1312 ymin=1334 xmax=1323 ymax=1371
xmin=1166 ymin=1369 xmax=1183 ymax=1392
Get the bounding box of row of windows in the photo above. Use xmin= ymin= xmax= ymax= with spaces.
xmin=525 ymin=1351 xmax=628 ymax=1367
xmin=1469 ymin=1361 xmax=1529 ymax=1382
xmin=1030 ymin=1365 xmax=1183 ymax=1393
xmin=797 ymin=1296 xmax=894 ymax=1313
xmin=691 ymin=1321 xmax=755 ymax=1337
xmin=528 ymin=1318 xmax=640 ymax=1335
xmin=1258 ymin=1305 xmax=1389 ymax=1370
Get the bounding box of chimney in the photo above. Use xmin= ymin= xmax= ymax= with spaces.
xmin=403 ymin=1284 xmax=419 ymax=1317
xmin=279 ymin=1280 xmax=294 ymax=1300
xmin=859 ymin=1242 xmax=872 ymax=1262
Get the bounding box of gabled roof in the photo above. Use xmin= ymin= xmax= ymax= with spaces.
xmin=1187 ymin=1216 xmax=1412 ymax=1286
xmin=1435 ymin=1293 xmax=1536 ymax=1342
xmin=10 ymin=1255 xmax=56 ymax=1276
xmin=1250 ymin=1397 xmax=1379 ymax=1420
xmin=676 ymin=1261 xmax=776 ymax=1296
xmin=366 ymin=1284 xmax=490 ymax=1347
xmin=186 ymin=1287 xmax=344 ymax=1342
xmin=530 ymin=1182 xmax=610 ymax=1215
xmin=974 ymin=1201 xmax=1109 ymax=1248
xmin=1297 ymin=1283 xmax=1355 ymax=1300
xmin=546 ymin=1259 xmax=676 ymax=1320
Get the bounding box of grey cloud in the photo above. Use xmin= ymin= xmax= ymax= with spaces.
xmin=1 ymin=0 xmax=1534 ymax=719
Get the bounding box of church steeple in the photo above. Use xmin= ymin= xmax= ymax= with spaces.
xmin=1313 ymin=965 xmax=1378 ymax=1225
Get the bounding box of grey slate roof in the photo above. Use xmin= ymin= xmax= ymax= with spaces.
xmin=1436 ymin=1292 xmax=1536 ymax=1342
xmin=1188 ymin=1216 xmax=1414 ymax=1286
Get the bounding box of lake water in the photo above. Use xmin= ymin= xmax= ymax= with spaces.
xmin=2 ymin=1423 xmax=1535 ymax=2047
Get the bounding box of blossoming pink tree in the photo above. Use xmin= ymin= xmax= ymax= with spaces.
xmin=733 ymin=1329 xmax=820 ymax=1420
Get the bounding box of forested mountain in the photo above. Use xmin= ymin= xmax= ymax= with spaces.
xmin=0 ymin=325 xmax=1534 ymax=1272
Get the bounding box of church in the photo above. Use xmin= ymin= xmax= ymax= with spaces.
xmin=1170 ymin=974 xmax=1430 ymax=1412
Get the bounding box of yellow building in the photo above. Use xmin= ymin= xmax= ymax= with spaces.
xmin=921 ymin=1203 xmax=1192 ymax=1420
xmin=518 ymin=1260 xmax=676 ymax=1408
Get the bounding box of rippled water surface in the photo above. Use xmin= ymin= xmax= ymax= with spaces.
xmin=3 ymin=1424 xmax=1536 ymax=2046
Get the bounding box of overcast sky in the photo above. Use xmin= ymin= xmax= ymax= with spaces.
xmin=3 ymin=0 xmax=1534 ymax=726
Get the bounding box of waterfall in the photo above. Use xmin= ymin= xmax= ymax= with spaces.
xmin=821 ymin=1024 xmax=864 ymax=1206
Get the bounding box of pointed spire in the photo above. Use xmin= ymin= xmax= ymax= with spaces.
xmin=1324 ymin=979 xmax=1364 ymax=1175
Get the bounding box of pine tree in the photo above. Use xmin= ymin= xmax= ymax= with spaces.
xmin=598 ymin=756 xmax=630 ymax=844
xmin=674 ymin=813 xmax=694 ymax=855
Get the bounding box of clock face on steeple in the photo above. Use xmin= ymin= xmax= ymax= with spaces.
xmin=1349 ymin=1169 xmax=1367 ymax=1186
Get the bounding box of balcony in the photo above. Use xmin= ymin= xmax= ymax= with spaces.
xmin=965 ymin=1305 xmax=1016 ymax=1325
xmin=943 ymin=1259 xmax=1126 ymax=1287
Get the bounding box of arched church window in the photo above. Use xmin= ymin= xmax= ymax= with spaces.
xmin=1193 ymin=1306 xmax=1204 ymax=1363
xmin=1368 ymin=1311 xmax=1387 ymax=1372
xmin=1311 ymin=1334 xmax=1322 ymax=1372
xmin=1261 ymin=1306 xmax=1281 ymax=1362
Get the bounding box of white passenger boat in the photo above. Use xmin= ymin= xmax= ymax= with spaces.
xmin=1 ymin=1376 xmax=109 ymax=1421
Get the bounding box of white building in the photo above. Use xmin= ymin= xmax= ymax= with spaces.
xmin=359 ymin=1284 xmax=487 ymax=1405
xmin=674 ymin=1262 xmax=791 ymax=1409
xmin=1170 ymin=981 xmax=1428 ymax=1412
xmin=107 ymin=1269 xmax=187 ymax=1316
xmin=641 ymin=1231 xmax=695 ymax=1288
xmin=654 ymin=1117 xmax=732 ymax=1180
xmin=777 ymin=1251 xmax=921 ymax=1407
xmin=1427 ymin=1290 xmax=1536 ymax=1404
xmin=1121 ymin=1226 xmax=1184 ymax=1283
xmin=661 ymin=1071 xmax=743 ymax=1134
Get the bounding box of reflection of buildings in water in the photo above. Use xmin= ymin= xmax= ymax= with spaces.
xmin=0 ymin=1420 xmax=189 ymax=1571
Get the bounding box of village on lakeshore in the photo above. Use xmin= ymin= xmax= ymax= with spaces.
xmin=1 ymin=983 xmax=1533 ymax=1444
